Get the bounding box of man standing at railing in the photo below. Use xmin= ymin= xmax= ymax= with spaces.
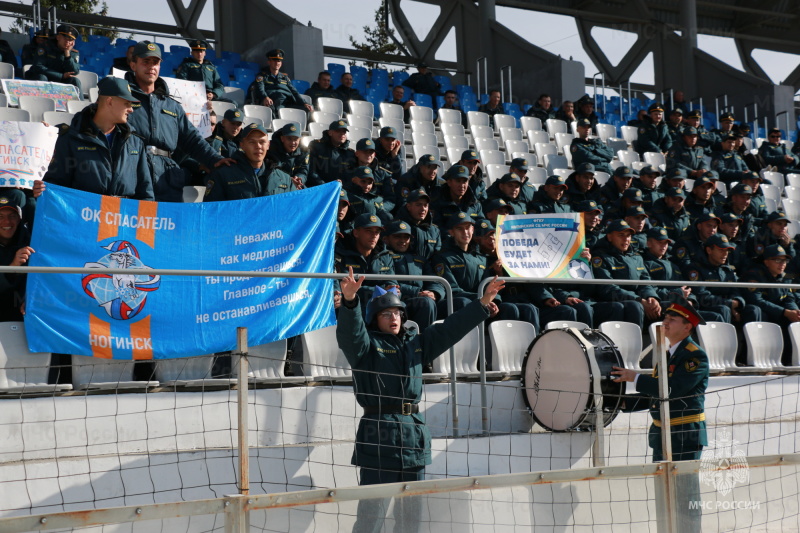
xmin=337 ymin=266 xmax=504 ymax=533
xmin=612 ymin=299 xmax=708 ymax=533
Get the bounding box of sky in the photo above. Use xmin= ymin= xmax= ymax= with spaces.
xmin=10 ymin=0 xmax=800 ymax=91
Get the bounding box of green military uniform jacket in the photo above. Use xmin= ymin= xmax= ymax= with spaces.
xmin=685 ymin=254 xmax=745 ymax=310
xmin=396 ymin=205 xmax=442 ymax=261
xmin=175 ymin=57 xmax=224 ymax=99
xmin=433 ymin=242 xmax=496 ymax=301
xmin=307 ymin=135 xmax=355 ymax=186
xmin=303 ymin=82 xmax=338 ymax=105
xmin=667 ymin=141 xmax=708 ymax=173
xmin=336 ymin=298 xmax=489 ymax=470
xmin=203 ymin=151 xmax=296 ymax=201
xmin=570 ymin=137 xmax=614 ymax=174
xmin=651 ymin=199 xmax=690 ymax=243
xmin=758 ymin=141 xmax=800 ymax=173
xmin=591 ymin=243 xmax=660 ymax=302
xmin=247 ymin=71 xmax=305 ymax=109
xmin=484 ymin=182 xmax=527 ymax=215
xmin=343 ymin=181 xmax=392 ymax=224
xmin=43 ymin=106 xmax=154 ymax=200
xmin=389 ymin=251 xmax=445 ymax=301
xmin=632 ymin=337 xmax=709 ymax=460
xmin=29 ymin=40 xmax=79 ymax=82
xmin=267 ymin=132 xmax=309 ymax=184
xmin=711 ymin=149 xmax=750 ymax=185
xmin=394 ymin=167 xmax=445 ymax=209
xmin=634 ymin=117 xmax=672 ymax=155
xmin=746 ymin=227 xmax=797 ymax=265
xmin=334 ymin=237 xmax=397 ymax=304
xmin=529 ymin=188 xmax=572 ymax=214
xmin=429 ymin=185 xmax=485 ymax=228
xmin=642 ymin=249 xmax=689 ymax=303
xmin=742 ymin=263 xmax=800 ymax=322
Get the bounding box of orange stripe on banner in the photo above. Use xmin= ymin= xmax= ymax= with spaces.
xmin=97 ymin=196 xmax=121 ymax=242
xmin=89 ymin=314 xmax=113 ymax=359
xmin=136 ymin=201 xmax=158 ymax=248
xmin=130 ymin=316 xmax=153 ymax=360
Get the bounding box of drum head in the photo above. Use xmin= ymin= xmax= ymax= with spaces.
xmin=522 ymin=329 xmax=592 ymax=431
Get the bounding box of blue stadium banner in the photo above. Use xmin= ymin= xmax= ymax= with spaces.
xmin=25 ymin=183 xmax=339 ymax=359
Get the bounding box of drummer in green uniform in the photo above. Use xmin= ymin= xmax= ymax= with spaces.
xmin=612 ymin=299 xmax=708 ymax=531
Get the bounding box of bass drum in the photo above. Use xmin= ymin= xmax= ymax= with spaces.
xmin=520 ymin=328 xmax=624 ymax=431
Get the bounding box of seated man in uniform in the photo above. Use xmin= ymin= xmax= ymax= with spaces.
xmin=383 ymin=220 xmax=442 ymax=331
xmin=335 ymin=72 xmax=366 ymax=114
xmin=430 ymin=164 xmax=485 ymax=228
xmin=758 ymin=128 xmax=800 ymax=174
xmin=385 ymin=85 xmax=415 ymax=123
xmin=247 ymin=49 xmax=313 ymax=114
xmin=334 ymin=214 xmax=397 ymax=307
xmin=175 ymin=39 xmax=227 ymax=102
xmin=634 ymin=102 xmax=672 ymax=156
xmin=570 ymin=117 xmax=614 ymax=174
xmin=433 ymin=212 xmax=538 ymax=330
xmin=35 ymin=76 xmax=153 ymax=200
xmin=21 ymin=28 xmax=49 ymax=70
xmin=478 ymin=90 xmax=503 ymax=127
xmin=27 ymin=24 xmax=82 ymax=96
xmin=529 ymin=175 xmax=571 ymax=214
xmin=402 ymin=62 xmax=442 ymax=98
xmin=307 ymin=119 xmax=355 ymax=186
xmin=591 ymin=219 xmax=661 ymax=328
xmin=204 ymin=124 xmax=295 ymax=200
xmin=304 ymin=71 xmax=337 ymax=106
xmin=395 ymin=154 xmax=443 ymax=209
xmin=666 ymin=126 xmax=708 ymax=178
xmin=394 ymin=187 xmax=441 ymax=261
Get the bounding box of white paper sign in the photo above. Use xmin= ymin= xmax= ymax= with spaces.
xmin=0 ymin=121 xmax=58 ymax=188
xmin=162 ymin=77 xmax=212 ymax=138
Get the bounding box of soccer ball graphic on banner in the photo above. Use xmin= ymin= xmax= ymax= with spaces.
xmin=568 ymin=259 xmax=592 ymax=279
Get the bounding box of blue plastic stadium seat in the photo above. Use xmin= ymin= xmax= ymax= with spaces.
xmin=414 ymin=93 xmax=432 ymax=108
xmin=367 ymin=94 xmax=383 ymax=118
xmin=216 ymin=66 xmax=231 ymax=82
xmin=221 ymin=51 xmax=241 ymax=62
xmin=170 ymin=45 xmax=190 ymax=57
xmin=370 ymin=68 xmax=389 ymax=87
xmin=479 ymin=93 xmax=489 ymax=105
xmin=503 ymin=102 xmax=521 ymax=115
xmin=205 ymin=48 xmax=217 ymax=61
xmin=350 ymin=64 xmax=368 ymax=75
xmin=228 ymin=79 xmax=247 ymax=90
xmin=327 ymin=63 xmax=346 ymax=80
xmin=522 ymin=104 xmax=532 ymax=114
xmin=436 ymin=96 xmax=444 ymax=108
xmin=88 ymin=34 xmax=111 ymax=46
xmin=434 ymin=75 xmax=452 ymax=92
xmin=234 ymin=68 xmax=256 ymax=82
xmin=461 ymin=99 xmax=478 ymax=113
xmin=292 ymin=79 xmax=310 ymax=94
xmin=392 ymin=71 xmax=409 ymax=87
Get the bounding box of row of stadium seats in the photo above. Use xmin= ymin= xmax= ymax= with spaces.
xmin=1 ymin=318 xmax=798 ymax=394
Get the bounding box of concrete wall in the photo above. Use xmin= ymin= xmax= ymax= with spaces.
xmin=0 ymin=375 xmax=798 ymax=531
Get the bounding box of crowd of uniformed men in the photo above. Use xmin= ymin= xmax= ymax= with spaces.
xmin=1 ymin=31 xmax=799 ymax=364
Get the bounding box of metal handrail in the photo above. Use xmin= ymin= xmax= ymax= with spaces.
xmin=475 ymin=275 xmax=800 ymax=434
xmin=3 ymin=265 xmax=464 ymax=437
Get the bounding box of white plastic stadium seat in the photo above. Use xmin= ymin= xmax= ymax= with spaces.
xmin=183 ymin=186 xmax=206 ymax=203
xmin=430 ymin=322 xmax=480 ymax=378
xmin=520 ymin=116 xmax=542 ymax=132
xmin=243 ymin=116 xmax=263 ymax=127
xmin=761 ymin=171 xmax=785 ymax=191
xmin=643 ymin=152 xmax=666 ymax=168
xmin=554 ymin=132 xmax=574 ymax=154
xmin=0 ymin=322 xmax=72 ymax=393
xmin=307 ymin=121 xmax=326 ymax=140
xmin=348 ymin=113 xmax=374 ymax=130
xmin=470 ymin=124 xmax=494 ymax=141
xmin=467 ymin=111 xmax=490 ymax=129
xmin=210 ymin=100 xmax=235 ymax=117
xmin=473 ymin=137 xmax=498 ymax=152
xmin=270 ymin=118 xmax=293 ymax=133
xmin=505 ymin=140 xmax=529 ymax=156
xmin=621 ymin=125 xmax=638 ymax=145
xmin=534 ymin=142 xmax=557 ymax=158
xmin=545 ymin=321 xmax=590 ymax=331
xmin=279 ymin=108 xmax=307 ymax=131
xmin=155 ymin=354 xmax=236 ymax=387
xmin=617 ymin=150 xmax=641 ymax=166
xmin=543 ymin=154 xmax=568 ymax=174
xmin=317 ymin=97 xmax=344 ymax=117
xmin=595 ymin=123 xmax=616 ymax=143
xmin=76 ymin=71 xmax=99 ymax=97
xmin=545 ymin=118 xmax=568 ymax=138
xmin=43 ymin=111 xmax=73 ymax=126
xmin=413 ymin=145 xmax=439 ymax=161
xmin=0 ymin=61 xmax=13 ymax=79
xmin=527 ymin=167 xmax=547 ymax=186
xmin=409 ymin=105 xmax=434 ymax=122
xmin=782 ymin=199 xmax=800 ymax=221
xmin=493 ymin=113 xmax=516 ymax=132
xmin=18 ymin=95 xmax=55 ymax=122
xmin=67 ymin=100 xmax=91 ymax=114
xmin=594 ymin=171 xmax=611 ymax=186
xmin=744 ymin=322 xmax=783 ymax=370
xmin=243 ymin=105 xmax=272 ymax=129
xmin=479 ymin=149 xmax=505 ymax=166
xmin=606 ymin=138 xmax=628 ymax=154
xmin=312 ymin=111 xmax=339 ymax=125
xmin=300 ymin=325 xmax=352 ymax=381
xmin=440 ymin=122 xmax=464 ymax=137
xmin=437 ymin=108 xmax=462 ymax=125
xmin=488 ymin=320 xmax=536 ymax=377
xmin=527 ymin=130 xmax=550 ymax=149
xmin=412 ymin=131 xmax=437 ymax=147
xmin=223 ymin=86 xmax=245 ymax=106
xmin=71 ymin=354 xmax=158 ymax=390
xmin=410 ymin=120 xmax=435 ymax=134
xmin=600 ymin=321 xmax=643 ymax=371
xmin=348 ymin=99 xmax=374 ymax=119
xmin=787 ymin=323 xmax=800 ymax=370
xmin=485 ymin=163 xmax=506 ymax=185
xmin=444 ymin=135 xmax=469 ymax=151
xmin=380 ymin=102 xmax=403 ymax=121
xmin=232 ymin=339 xmax=306 ymax=384
xmin=696 ymin=322 xmax=742 ymax=373
xmin=349 ymin=127 xmax=372 ymax=145
xmin=88 ymin=87 xmax=98 ymax=103
xmin=499 ymin=127 xmax=523 ymax=143
xmin=784 ymin=186 xmax=800 ymax=201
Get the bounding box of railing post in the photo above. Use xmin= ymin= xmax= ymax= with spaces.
xmin=236 ymin=327 xmax=249 ymax=496
xmin=224 ymin=495 xmax=250 ymax=533
xmin=654 ymin=324 xmax=678 ymax=533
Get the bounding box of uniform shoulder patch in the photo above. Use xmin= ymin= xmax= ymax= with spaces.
xmin=571 ymin=146 xmax=577 ymax=152
xmin=58 ymin=124 xmax=70 ymax=135
xmin=435 ymin=263 xmax=445 ymax=276
xmin=685 ymin=343 xmax=699 ymax=352
xmin=676 ymin=247 xmax=686 ymax=259
xmin=639 ymin=128 xmax=645 ymax=134
xmin=688 ymin=270 xmax=699 ymax=280
xmin=256 ymin=76 xmax=264 ymax=82
xmin=684 ymin=357 xmax=701 ymax=372
xmin=592 ymin=256 xmax=603 ymax=268
xmin=204 ymin=180 xmax=214 ymax=194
